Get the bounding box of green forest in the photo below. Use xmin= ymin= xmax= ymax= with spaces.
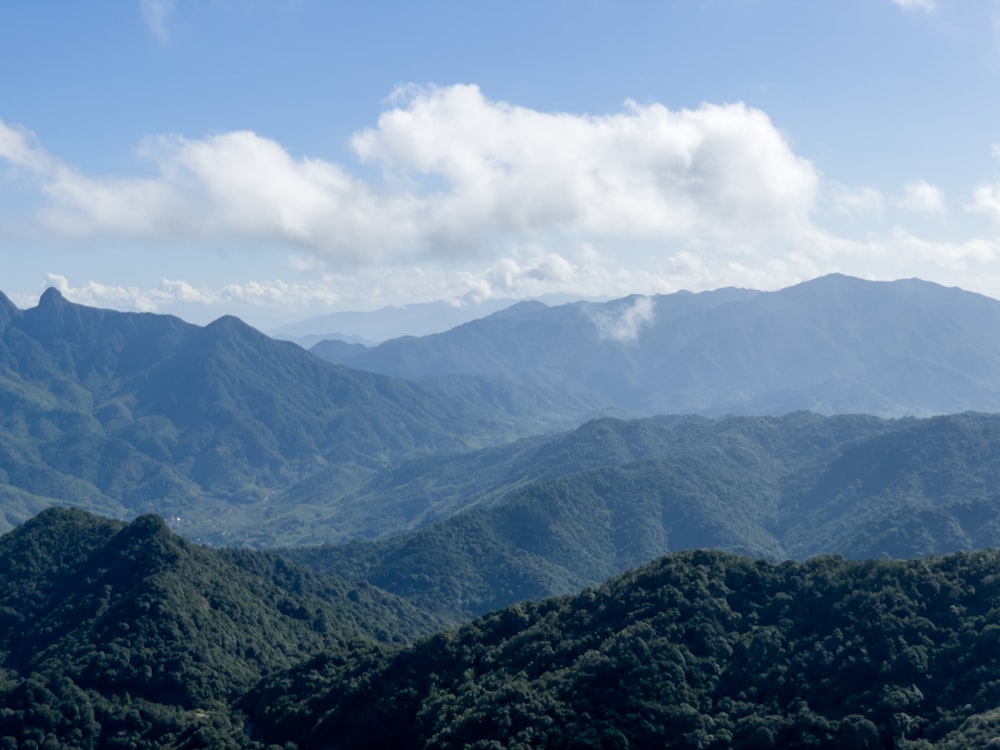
xmin=8 ymin=508 xmax=1000 ymax=748
xmin=10 ymin=282 xmax=1000 ymax=747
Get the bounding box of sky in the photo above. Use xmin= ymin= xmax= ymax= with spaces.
xmin=2 ymin=0 xmax=1000 ymax=331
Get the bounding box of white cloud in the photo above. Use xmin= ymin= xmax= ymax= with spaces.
xmin=968 ymin=182 xmax=1000 ymax=223
xmin=588 ymin=296 xmax=656 ymax=343
xmin=0 ymin=85 xmax=819 ymax=266
xmin=13 ymin=84 xmax=1000 ymax=320
xmin=44 ymin=273 xmax=218 ymax=312
xmin=140 ymin=0 xmax=175 ymax=44
xmin=890 ymin=0 xmax=936 ymax=12
xmin=965 ymin=145 xmax=1000 ymax=224
xmin=0 ymin=120 xmax=57 ymax=174
xmin=885 ymin=228 xmax=1000 ymax=268
xmin=354 ymin=85 xmax=819 ymax=251
xmin=32 ymin=222 xmax=1000 ymax=330
xmin=898 ymin=180 xmax=947 ymax=215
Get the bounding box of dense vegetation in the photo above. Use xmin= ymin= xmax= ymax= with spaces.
xmin=0 ymin=508 xmax=444 ymax=748
xmin=0 ymin=288 xmax=587 ymax=546
xmin=247 ymin=549 xmax=1000 ymax=749
xmin=287 ymin=411 xmax=1000 ymax=620
xmin=12 ymin=510 xmax=1000 ymax=748
xmin=11 ymin=277 xmax=1000 ymax=747
xmin=8 ymin=276 xmax=1000 ymax=550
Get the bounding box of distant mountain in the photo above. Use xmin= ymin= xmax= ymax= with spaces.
xmin=0 ymin=507 xmax=442 ymax=747
xmin=287 ymin=411 xmax=1000 ymax=620
xmin=271 ymin=297 xmax=521 ymax=345
xmin=246 ymin=548 xmax=1000 ymax=749
xmin=0 ymin=289 xmax=589 ymax=544
xmin=312 ymin=275 xmax=1000 ymax=416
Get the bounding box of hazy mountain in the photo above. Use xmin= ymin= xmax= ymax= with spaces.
xmin=287 ymin=411 xmax=1000 ymax=620
xmin=247 ymin=548 xmax=1000 ymax=749
xmin=271 ymin=297 xmax=520 ymax=345
xmin=312 ymin=274 xmax=1000 ymax=416
xmin=0 ymin=288 xmax=589 ymax=544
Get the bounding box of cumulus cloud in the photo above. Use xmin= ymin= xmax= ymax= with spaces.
xmin=968 ymin=182 xmax=1000 ymax=223
xmin=885 ymin=229 xmax=1000 ymax=268
xmin=587 ymin=296 xmax=656 ymax=343
xmin=140 ymin=0 xmax=175 ymax=44
xmin=44 ymin=273 xmax=218 ymax=312
xmin=965 ymin=144 xmax=1000 ymax=223
xmin=0 ymin=121 xmax=58 ymax=173
xmin=898 ymin=180 xmax=947 ymax=215
xmin=354 ymin=85 xmax=818 ymax=251
xmin=0 ymin=85 xmax=820 ymax=265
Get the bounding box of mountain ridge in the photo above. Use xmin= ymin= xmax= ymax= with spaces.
xmin=286 ymin=411 xmax=1000 ymax=621
xmin=311 ymin=274 xmax=1000 ymax=417
xmin=0 ymin=288 xmax=591 ymax=543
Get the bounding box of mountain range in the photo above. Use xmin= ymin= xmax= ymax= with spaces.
xmin=7 ymin=274 xmax=1000 ymax=551
xmin=8 ymin=507 xmax=1000 ymax=748
xmin=285 ymin=411 xmax=1000 ymax=620
xmin=0 ymin=288 xmax=587 ymax=544
xmin=312 ymin=274 xmax=1000 ymax=417
xmin=9 ymin=274 xmax=1000 ymax=746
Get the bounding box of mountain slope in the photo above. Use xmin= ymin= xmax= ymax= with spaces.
xmin=313 ymin=275 xmax=1000 ymax=416
xmin=0 ymin=289 xmax=589 ymax=544
xmin=0 ymin=507 xmax=444 ymax=748
xmin=247 ymin=548 xmax=1000 ymax=749
xmin=287 ymin=412 xmax=1000 ymax=620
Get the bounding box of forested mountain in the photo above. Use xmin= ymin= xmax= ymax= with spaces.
xmin=0 ymin=507 xmax=444 ymax=748
xmin=247 ymin=549 xmax=1000 ymax=749
xmin=0 ymin=288 xmax=588 ymax=545
xmin=287 ymin=411 xmax=1000 ymax=620
xmin=312 ymin=274 xmax=1000 ymax=417
xmin=13 ymin=278 xmax=1000 ymax=747
xmin=14 ymin=511 xmax=1000 ymax=748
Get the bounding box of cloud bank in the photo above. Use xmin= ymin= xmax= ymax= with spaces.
xmin=5 ymin=84 xmax=1000 ymax=326
xmin=0 ymin=85 xmax=819 ymax=264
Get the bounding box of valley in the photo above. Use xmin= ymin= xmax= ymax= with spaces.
xmin=4 ymin=274 xmax=1000 ymax=747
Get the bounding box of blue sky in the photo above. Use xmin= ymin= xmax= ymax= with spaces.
xmin=2 ymin=0 xmax=1000 ymax=330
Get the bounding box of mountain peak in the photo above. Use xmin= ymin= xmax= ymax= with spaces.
xmin=37 ymin=287 xmax=68 ymax=308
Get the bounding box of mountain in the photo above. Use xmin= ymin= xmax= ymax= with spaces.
xmin=0 ymin=289 xmax=589 ymax=545
xmin=286 ymin=411 xmax=1000 ymax=620
xmin=13 ymin=510 xmax=1000 ymax=748
xmin=270 ymin=297 xmax=521 ymax=345
xmin=246 ymin=548 xmax=1000 ymax=749
xmin=0 ymin=507 xmax=444 ymax=748
xmin=312 ymin=274 xmax=1000 ymax=416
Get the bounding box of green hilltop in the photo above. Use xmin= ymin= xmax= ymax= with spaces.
xmin=0 ymin=507 xmax=443 ymax=748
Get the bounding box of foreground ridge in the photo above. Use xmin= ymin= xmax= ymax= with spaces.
xmin=247 ymin=549 xmax=1000 ymax=750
